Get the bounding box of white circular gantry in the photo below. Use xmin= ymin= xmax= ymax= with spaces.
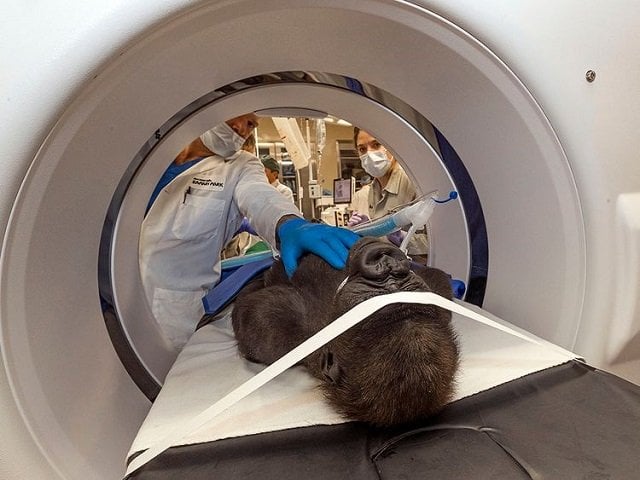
xmin=2 ymin=1 xmax=639 ymax=478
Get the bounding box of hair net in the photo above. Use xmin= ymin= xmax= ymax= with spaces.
xmin=261 ymin=155 xmax=280 ymax=172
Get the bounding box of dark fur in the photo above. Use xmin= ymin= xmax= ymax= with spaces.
xmin=231 ymin=237 xmax=459 ymax=427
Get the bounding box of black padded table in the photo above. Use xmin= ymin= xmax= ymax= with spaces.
xmin=127 ymin=360 xmax=640 ymax=479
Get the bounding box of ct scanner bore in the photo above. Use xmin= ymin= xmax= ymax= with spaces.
xmin=101 ymin=71 xmax=485 ymax=399
xmin=2 ymin=1 xmax=639 ymax=479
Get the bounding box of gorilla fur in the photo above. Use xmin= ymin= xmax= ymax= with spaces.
xmin=230 ymin=237 xmax=459 ymax=427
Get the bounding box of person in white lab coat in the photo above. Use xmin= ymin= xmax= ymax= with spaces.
xmin=140 ymin=113 xmax=359 ymax=349
xmin=261 ymin=155 xmax=295 ymax=203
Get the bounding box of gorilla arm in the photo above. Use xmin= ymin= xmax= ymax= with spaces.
xmin=231 ymin=285 xmax=310 ymax=365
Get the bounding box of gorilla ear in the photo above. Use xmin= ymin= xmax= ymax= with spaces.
xmin=321 ymin=350 xmax=342 ymax=384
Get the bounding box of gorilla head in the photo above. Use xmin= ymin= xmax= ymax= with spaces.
xmin=230 ymin=237 xmax=459 ymax=427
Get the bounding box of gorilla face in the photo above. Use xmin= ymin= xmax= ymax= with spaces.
xmin=230 ymin=237 xmax=459 ymax=427
xmin=334 ymin=237 xmax=437 ymax=314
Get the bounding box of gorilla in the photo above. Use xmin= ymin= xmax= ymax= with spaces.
xmin=229 ymin=237 xmax=460 ymax=427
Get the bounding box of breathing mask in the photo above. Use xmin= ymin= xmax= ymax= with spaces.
xmin=200 ymin=122 xmax=246 ymax=158
xmin=360 ymin=149 xmax=392 ymax=178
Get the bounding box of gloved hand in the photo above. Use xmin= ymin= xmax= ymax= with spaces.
xmin=346 ymin=211 xmax=369 ymax=227
xmin=387 ymin=229 xmax=407 ymax=247
xmin=235 ymin=217 xmax=257 ymax=236
xmin=277 ymin=217 xmax=360 ymax=277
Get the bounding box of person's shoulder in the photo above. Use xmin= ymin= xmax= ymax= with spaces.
xmin=231 ymin=150 xmax=260 ymax=162
xmin=394 ymin=165 xmax=415 ymax=189
xmin=230 ymin=151 xmax=264 ymax=172
xmin=384 ymin=164 xmax=408 ymax=191
xmin=393 ymin=163 xmax=411 ymax=180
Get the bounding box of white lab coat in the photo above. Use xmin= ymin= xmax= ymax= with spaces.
xmin=270 ymin=179 xmax=295 ymax=203
xmin=139 ymin=150 xmax=301 ymax=349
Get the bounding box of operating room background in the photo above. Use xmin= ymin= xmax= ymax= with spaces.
xmin=253 ymin=116 xmax=359 ymax=219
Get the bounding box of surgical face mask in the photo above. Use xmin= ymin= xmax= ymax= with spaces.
xmin=360 ymin=149 xmax=391 ymax=178
xmin=200 ymin=122 xmax=246 ymax=158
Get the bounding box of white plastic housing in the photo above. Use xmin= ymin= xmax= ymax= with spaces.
xmin=1 ymin=1 xmax=639 ymax=479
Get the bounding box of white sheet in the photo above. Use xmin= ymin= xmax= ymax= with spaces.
xmin=128 ymin=300 xmax=578 ymax=457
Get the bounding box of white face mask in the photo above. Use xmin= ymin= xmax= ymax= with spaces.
xmin=200 ymin=122 xmax=246 ymax=158
xmin=360 ymin=149 xmax=392 ymax=178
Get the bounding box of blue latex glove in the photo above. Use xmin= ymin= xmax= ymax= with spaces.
xmin=277 ymin=218 xmax=360 ymax=277
xmin=235 ymin=217 xmax=257 ymax=236
xmin=346 ymin=211 xmax=369 ymax=227
xmin=386 ymin=229 xmax=407 ymax=247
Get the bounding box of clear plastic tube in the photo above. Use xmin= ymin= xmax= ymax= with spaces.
xmin=349 ymin=214 xmax=400 ymax=237
xmin=350 ymin=190 xmax=443 ymax=237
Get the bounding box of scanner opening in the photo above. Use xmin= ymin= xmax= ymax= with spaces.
xmin=99 ymin=72 xmax=487 ymax=399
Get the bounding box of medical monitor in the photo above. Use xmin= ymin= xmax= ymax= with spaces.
xmin=333 ymin=178 xmax=353 ymax=204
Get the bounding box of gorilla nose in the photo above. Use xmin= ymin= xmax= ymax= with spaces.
xmin=355 ymin=242 xmax=411 ymax=281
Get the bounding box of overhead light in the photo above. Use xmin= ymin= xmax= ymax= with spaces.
xmin=322 ymin=116 xmax=351 ymax=126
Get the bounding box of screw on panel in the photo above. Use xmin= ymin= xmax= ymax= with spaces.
xmin=585 ymin=70 xmax=596 ymax=83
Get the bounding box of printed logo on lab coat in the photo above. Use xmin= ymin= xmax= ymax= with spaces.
xmin=191 ymin=176 xmax=224 ymax=191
